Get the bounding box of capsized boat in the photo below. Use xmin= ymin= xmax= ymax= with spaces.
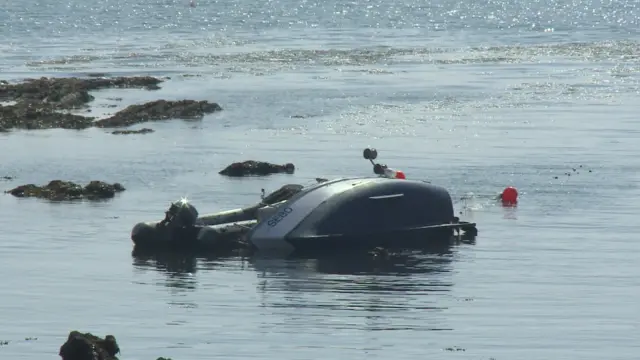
xmin=130 ymin=148 xmax=477 ymax=255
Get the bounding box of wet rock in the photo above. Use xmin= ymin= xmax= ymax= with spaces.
xmin=0 ymin=76 xmax=162 ymax=109
xmin=111 ymin=128 xmax=154 ymax=135
xmin=84 ymin=180 xmax=126 ymax=199
xmin=219 ymin=161 xmax=295 ymax=177
xmin=59 ymin=331 xmax=120 ymax=360
xmin=6 ymin=180 xmax=125 ymax=201
xmin=95 ymin=100 xmax=222 ymax=128
xmin=0 ymin=103 xmax=95 ymax=130
xmin=0 ymin=76 xmax=223 ymax=131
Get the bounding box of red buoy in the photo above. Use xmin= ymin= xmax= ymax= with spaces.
xmin=395 ymin=170 xmax=406 ymax=179
xmin=501 ymin=186 xmax=518 ymax=205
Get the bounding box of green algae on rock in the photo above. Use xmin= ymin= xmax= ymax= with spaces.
xmin=6 ymin=180 xmax=125 ymax=201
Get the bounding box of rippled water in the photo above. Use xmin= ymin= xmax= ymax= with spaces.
xmin=1 ymin=0 xmax=640 ymax=359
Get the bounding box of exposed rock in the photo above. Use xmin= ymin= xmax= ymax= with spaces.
xmin=95 ymin=100 xmax=222 ymax=128
xmin=59 ymin=331 xmax=120 ymax=360
xmin=0 ymin=76 xmax=223 ymax=131
xmin=0 ymin=103 xmax=95 ymax=130
xmin=6 ymin=180 xmax=125 ymax=201
xmin=111 ymin=128 xmax=154 ymax=135
xmin=219 ymin=161 xmax=295 ymax=177
xmin=0 ymin=76 xmax=161 ymax=109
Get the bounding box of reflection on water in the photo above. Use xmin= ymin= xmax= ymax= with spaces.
xmin=132 ymin=251 xmax=199 ymax=275
xmin=131 ymin=251 xmax=202 ymax=310
xmin=132 ymin=238 xmax=474 ymax=333
xmin=249 ymin=249 xmax=460 ymax=332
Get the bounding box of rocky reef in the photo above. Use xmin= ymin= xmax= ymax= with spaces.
xmin=219 ymin=160 xmax=296 ymax=177
xmin=0 ymin=76 xmax=222 ymax=132
xmin=0 ymin=76 xmax=161 ymax=106
xmin=95 ymin=99 xmax=221 ymax=128
xmin=6 ymin=180 xmax=125 ymax=201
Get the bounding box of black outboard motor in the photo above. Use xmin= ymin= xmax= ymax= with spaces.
xmin=159 ymin=199 xmax=199 ymax=229
xmin=152 ymin=199 xmax=200 ymax=245
xmin=131 ymin=198 xmax=201 ymax=250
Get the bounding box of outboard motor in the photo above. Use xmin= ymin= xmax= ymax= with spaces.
xmin=130 ymin=198 xmax=201 ymax=249
xmin=159 ymin=198 xmax=199 ymax=229
xmin=363 ymin=148 xmax=406 ymax=179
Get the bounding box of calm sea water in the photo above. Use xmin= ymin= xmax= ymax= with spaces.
xmin=1 ymin=0 xmax=639 ymax=359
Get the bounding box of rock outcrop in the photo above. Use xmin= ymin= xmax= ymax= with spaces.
xmin=0 ymin=104 xmax=95 ymax=130
xmin=59 ymin=331 xmax=120 ymax=360
xmin=6 ymin=180 xmax=125 ymax=201
xmin=0 ymin=76 xmax=161 ymax=109
xmin=95 ymin=100 xmax=222 ymax=128
xmin=0 ymin=76 xmax=222 ymax=132
xmin=219 ymin=161 xmax=295 ymax=177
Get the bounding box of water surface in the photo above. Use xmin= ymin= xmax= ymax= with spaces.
xmin=1 ymin=0 xmax=639 ymax=359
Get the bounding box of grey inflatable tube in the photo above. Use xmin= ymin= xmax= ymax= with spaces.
xmin=131 ymin=205 xmax=260 ymax=251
